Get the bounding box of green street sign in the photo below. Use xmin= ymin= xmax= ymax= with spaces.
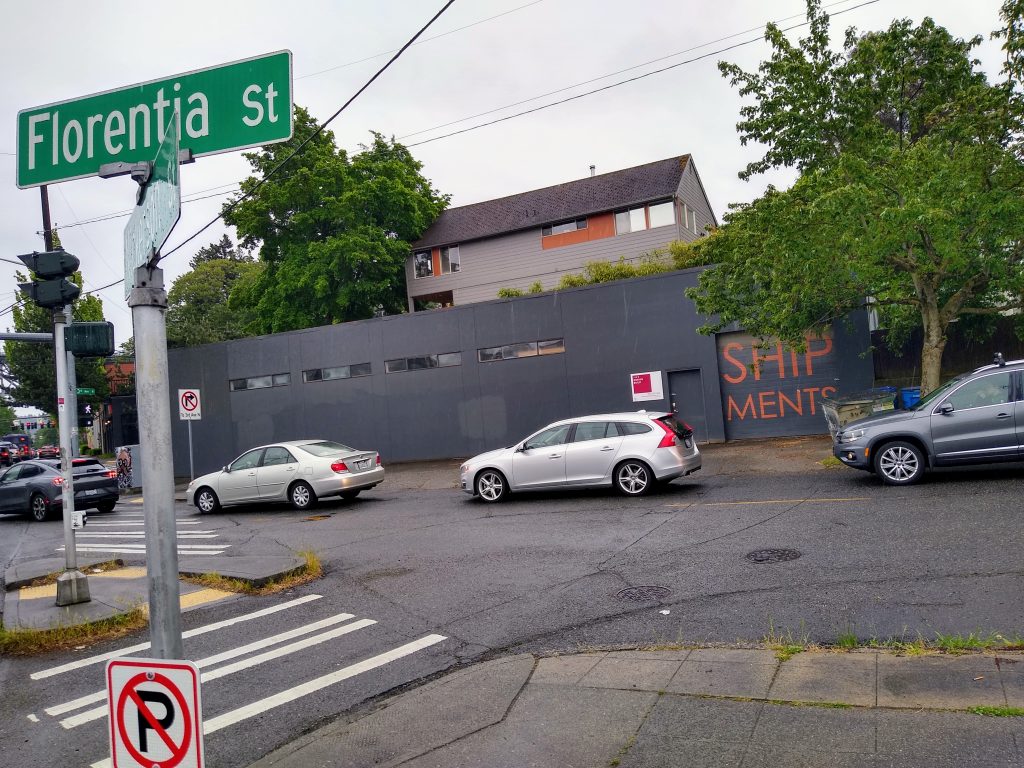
xmin=124 ymin=115 xmax=180 ymax=295
xmin=76 ymin=388 xmax=96 ymax=396
xmin=17 ymin=50 xmax=292 ymax=188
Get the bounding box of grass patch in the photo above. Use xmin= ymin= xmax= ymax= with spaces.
xmin=0 ymin=605 xmax=148 ymax=656
xmin=968 ymin=706 xmax=1024 ymax=717
xmin=818 ymin=456 xmax=843 ymax=469
xmin=20 ymin=559 xmax=123 ymax=589
xmin=836 ymin=628 xmax=859 ymax=650
xmin=183 ymin=550 xmax=323 ymax=596
xmin=764 ymin=619 xmax=812 ymax=661
xmin=768 ymin=699 xmax=853 ymax=710
xmin=932 ymin=631 xmax=1024 ymax=654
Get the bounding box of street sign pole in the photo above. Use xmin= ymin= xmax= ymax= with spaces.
xmin=53 ymin=305 xmax=89 ymax=606
xmin=65 ymin=319 xmax=80 ymax=458
xmin=187 ymin=420 xmax=194 ymax=481
xmin=130 ymin=264 xmax=182 ymax=659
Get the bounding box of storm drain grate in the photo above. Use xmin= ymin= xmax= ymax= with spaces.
xmin=616 ymin=585 xmax=672 ymax=602
xmin=746 ymin=548 xmax=802 ymax=564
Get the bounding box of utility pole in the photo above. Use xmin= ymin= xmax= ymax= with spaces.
xmin=129 ymin=263 xmax=183 ymax=658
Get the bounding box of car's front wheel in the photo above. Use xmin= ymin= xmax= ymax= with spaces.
xmin=195 ymin=487 xmax=220 ymax=514
xmin=613 ymin=460 xmax=654 ymax=496
xmin=30 ymin=493 xmax=50 ymax=521
xmin=475 ymin=469 xmax=508 ymax=503
xmin=289 ymin=481 xmax=317 ymax=510
xmin=874 ymin=441 xmax=925 ymax=485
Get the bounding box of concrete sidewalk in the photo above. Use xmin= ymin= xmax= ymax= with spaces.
xmin=252 ymin=647 xmax=1024 ymax=768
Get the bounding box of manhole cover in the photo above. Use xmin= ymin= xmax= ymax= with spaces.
xmin=616 ymin=585 xmax=672 ymax=602
xmin=746 ymin=549 xmax=802 ymax=564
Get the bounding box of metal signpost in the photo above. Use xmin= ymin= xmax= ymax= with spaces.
xmin=178 ymin=389 xmax=201 ymax=480
xmin=17 ymin=50 xmax=292 ymax=188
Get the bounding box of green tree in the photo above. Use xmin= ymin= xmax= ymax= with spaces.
xmin=4 ymin=272 xmax=110 ymax=411
xmin=0 ymin=404 xmax=15 ymax=433
xmin=688 ymin=2 xmax=1024 ymax=392
xmin=224 ymin=107 xmax=448 ymax=333
xmin=189 ymin=233 xmax=252 ymax=270
xmin=166 ymin=254 xmax=262 ymax=348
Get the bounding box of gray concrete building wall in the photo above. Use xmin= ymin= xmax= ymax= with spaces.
xmin=167 ymin=269 xmax=873 ymax=479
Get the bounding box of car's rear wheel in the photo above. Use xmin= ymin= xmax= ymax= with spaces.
xmin=613 ymin=460 xmax=654 ymax=496
xmin=30 ymin=493 xmax=50 ymax=522
xmin=95 ymin=500 xmax=116 ymax=514
xmin=874 ymin=441 xmax=925 ymax=485
xmin=340 ymin=490 xmax=360 ymax=500
xmin=289 ymin=481 xmax=317 ymax=510
xmin=475 ymin=469 xmax=508 ymax=503
xmin=195 ymin=487 xmax=220 ymax=514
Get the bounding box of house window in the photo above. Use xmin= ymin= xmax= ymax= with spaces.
xmin=648 ymin=200 xmax=675 ymax=228
xmin=385 ymin=352 xmax=462 ymax=373
xmin=616 ymin=201 xmax=675 ymax=234
xmin=302 ymin=363 xmax=372 ymax=383
xmin=230 ymin=373 xmax=291 ymax=391
xmin=542 ymin=218 xmax=587 ymax=236
xmin=478 ymin=338 xmax=565 ymax=362
xmin=414 ymin=250 xmax=433 ymax=279
xmin=440 ymin=245 xmax=460 ymax=274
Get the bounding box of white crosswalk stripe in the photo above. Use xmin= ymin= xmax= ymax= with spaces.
xmin=56 ymin=515 xmax=230 ymax=556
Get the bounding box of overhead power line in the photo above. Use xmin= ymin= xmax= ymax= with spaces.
xmin=159 ymin=0 xmax=458 ymax=261
xmin=406 ymin=0 xmax=881 ymax=147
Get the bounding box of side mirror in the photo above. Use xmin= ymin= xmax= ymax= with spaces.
xmin=516 ymin=444 xmax=528 ymax=453
xmin=222 ymin=465 xmax=230 ymax=473
xmin=938 ymin=402 xmax=954 ymax=415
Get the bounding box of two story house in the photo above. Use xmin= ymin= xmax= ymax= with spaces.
xmin=405 ymin=154 xmax=717 ymax=311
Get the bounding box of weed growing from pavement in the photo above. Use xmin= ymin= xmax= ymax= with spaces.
xmin=818 ymin=456 xmax=843 ymax=469
xmin=764 ymin=618 xmax=812 ymax=660
xmin=931 ymin=631 xmax=1024 ymax=654
xmin=183 ymin=549 xmax=323 ymax=596
xmin=968 ymin=706 xmax=1024 ymax=717
xmin=836 ymin=628 xmax=859 ymax=649
xmin=0 ymin=605 xmax=148 ymax=655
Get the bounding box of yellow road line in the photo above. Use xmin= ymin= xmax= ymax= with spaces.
xmin=667 ymin=497 xmax=870 ymax=508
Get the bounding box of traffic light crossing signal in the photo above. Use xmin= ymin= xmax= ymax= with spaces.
xmin=17 ymin=249 xmax=81 ymax=309
xmin=66 ymin=322 xmax=115 ymax=357
xmin=77 ymin=401 xmax=94 ymax=427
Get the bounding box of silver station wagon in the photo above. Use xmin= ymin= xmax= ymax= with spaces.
xmin=460 ymin=411 xmax=701 ymax=502
xmin=187 ymin=439 xmax=384 ymax=512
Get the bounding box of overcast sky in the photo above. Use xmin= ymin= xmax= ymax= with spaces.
xmin=0 ymin=0 xmax=1009 ymax=354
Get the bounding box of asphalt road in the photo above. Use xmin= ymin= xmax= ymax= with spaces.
xmin=2 ymin=458 xmax=1023 ymax=768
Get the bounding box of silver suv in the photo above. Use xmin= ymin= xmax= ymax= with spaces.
xmin=834 ymin=356 xmax=1024 ymax=485
xmin=460 ymin=411 xmax=701 ymax=502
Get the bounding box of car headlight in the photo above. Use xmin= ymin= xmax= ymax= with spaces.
xmin=838 ymin=428 xmax=866 ymax=443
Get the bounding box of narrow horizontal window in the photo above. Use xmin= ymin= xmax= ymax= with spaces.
xmin=272 ymin=373 xmax=291 ymax=386
xmin=385 ymin=358 xmax=408 ymax=373
xmin=479 ymin=338 xmax=563 ymax=362
xmin=302 ymin=369 xmax=323 ymax=383
xmin=648 ymin=200 xmax=675 ymax=228
xmin=542 ymin=218 xmax=588 ymax=237
xmin=349 ymin=362 xmax=372 ymax=377
xmin=385 ymin=353 xmax=461 ymax=373
xmin=437 ymin=352 xmax=462 ymax=367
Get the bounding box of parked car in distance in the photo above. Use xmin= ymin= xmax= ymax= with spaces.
xmin=834 ymin=355 xmax=1024 ymax=485
xmin=0 ymin=458 xmax=119 ymax=521
xmin=2 ymin=433 xmax=34 ymax=462
xmin=0 ymin=442 xmax=14 ymax=467
xmin=187 ymin=439 xmax=384 ymax=513
xmin=36 ymin=445 xmax=59 ymax=459
xmin=460 ymin=411 xmax=701 ymax=503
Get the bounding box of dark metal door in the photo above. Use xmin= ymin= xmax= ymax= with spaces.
xmin=669 ymin=370 xmax=708 ymax=443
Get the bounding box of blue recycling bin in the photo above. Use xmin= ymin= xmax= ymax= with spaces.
xmin=899 ymin=387 xmax=921 ymax=409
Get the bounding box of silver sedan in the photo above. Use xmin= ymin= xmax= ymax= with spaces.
xmin=460 ymin=412 xmax=701 ymax=502
xmin=187 ymin=440 xmax=384 ymax=512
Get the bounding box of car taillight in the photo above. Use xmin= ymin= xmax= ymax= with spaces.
xmin=331 ymin=461 xmax=349 ymax=473
xmin=104 ymin=470 xmax=117 ymax=478
xmin=51 ymin=477 xmax=65 ymax=487
xmin=376 ymin=455 xmax=382 ymax=466
xmin=654 ymin=420 xmax=677 ymax=448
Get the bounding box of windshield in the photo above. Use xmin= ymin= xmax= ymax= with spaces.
xmin=298 ymin=440 xmax=354 ymax=457
xmin=911 ymin=374 xmax=968 ymax=411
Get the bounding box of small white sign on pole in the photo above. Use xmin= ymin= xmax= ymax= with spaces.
xmin=106 ymin=657 xmax=204 ymax=768
xmin=630 ymin=371 xmax=665 ymax=402
xmin=178 ymin=389 xmax=201 ymax=421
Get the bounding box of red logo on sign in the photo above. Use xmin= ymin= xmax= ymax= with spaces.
xmin=631 ymin=373 xmax=652 ymax=395
xmin=180 ymin=391 xmax=198 ymax=412
xmin=116 ymin=672 xmax=192 ymax=768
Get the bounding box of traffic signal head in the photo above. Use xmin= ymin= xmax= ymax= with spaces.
xmin=17 ymin=249 xmax=82 ymax=309
xmin=66 ymin=321 xmax=115 ymax=357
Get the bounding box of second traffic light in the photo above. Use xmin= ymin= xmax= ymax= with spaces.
xmin=17 ymin=249 xmax=81 ymax=309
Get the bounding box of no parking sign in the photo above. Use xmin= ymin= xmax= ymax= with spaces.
xmin=106 ymin=658 xmax=204 ymax=768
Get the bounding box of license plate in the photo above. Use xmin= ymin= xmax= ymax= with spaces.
xmin=84 ymin=489 xmax=98 ymax=495
xmin=356 ymin=460 xmax=369 ymax=470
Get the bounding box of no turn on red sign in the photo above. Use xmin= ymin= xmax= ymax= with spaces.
xmin=178 ymin=389 xmax=201 ymax=421
xmin=106 ymin=658 xmax=204 ymax=768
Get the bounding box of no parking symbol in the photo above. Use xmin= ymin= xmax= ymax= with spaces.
xmin=106 ymin=658 xmax=204 ymax=768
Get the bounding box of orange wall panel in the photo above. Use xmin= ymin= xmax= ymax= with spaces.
xmin=431 ymin=247 xmax=441 ymax=277
xmin=541 ymin=212 xmax=615 ymax=250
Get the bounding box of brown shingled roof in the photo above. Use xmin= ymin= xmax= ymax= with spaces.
xmin=414 ymin=155 xmax=690 ymax=249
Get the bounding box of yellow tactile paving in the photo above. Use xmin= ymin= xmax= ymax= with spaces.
xmin=178 ymin=587 xmax=235 ymax=610
xmin=17 ymin=569 xmax=232 ymax=612
xmin=88 ymin=567 xmax=148 ymax=579
xmin=19 ymin=583 xmax=58 ymax=600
